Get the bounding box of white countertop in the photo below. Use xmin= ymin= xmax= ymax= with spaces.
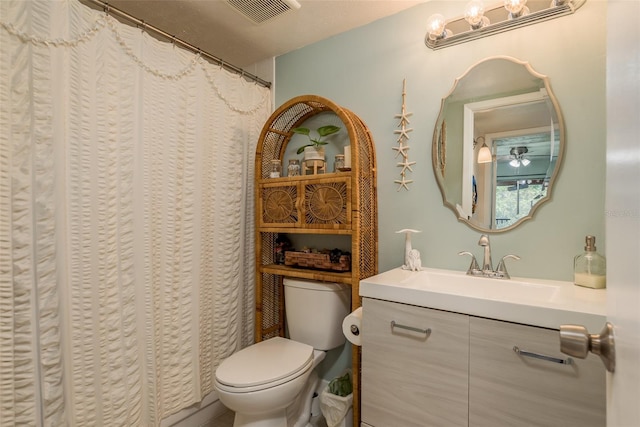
xmin=359 ymin=267 xmax=607 ymax=331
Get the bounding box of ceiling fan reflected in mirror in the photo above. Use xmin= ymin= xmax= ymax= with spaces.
xmin=508 ymin=146 xmax=530 ymax=167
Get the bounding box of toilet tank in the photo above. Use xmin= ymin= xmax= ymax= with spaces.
xmin=283 ymin=278 xmax=351 ymax=351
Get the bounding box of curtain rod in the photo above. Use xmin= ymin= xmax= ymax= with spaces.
xmin=85 ymin=0 xmax=272 ymax=89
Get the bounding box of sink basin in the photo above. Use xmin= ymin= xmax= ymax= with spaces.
xmin=399 ymin=269 xmax=560 ymax=303
xmin=360 ymin=267 xmax=606 ymax=330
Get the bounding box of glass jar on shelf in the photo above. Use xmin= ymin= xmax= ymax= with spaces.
xmin=269 ymin=159 xmax=282 ymax=178
xmin=287 ymin=159 xmax=301 ymax=177
xmin=334 ymin=154 xmax=345 ymax=172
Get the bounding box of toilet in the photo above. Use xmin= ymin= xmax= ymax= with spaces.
xmin=214 ymin=278 xmax=351 ymax=427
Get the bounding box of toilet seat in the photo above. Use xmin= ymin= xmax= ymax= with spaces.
xmin=215 ymin=337 xmax=314 ymax=393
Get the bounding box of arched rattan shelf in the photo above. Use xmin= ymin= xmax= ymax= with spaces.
xmin=254 ymin=95 xmax=377 ymax=426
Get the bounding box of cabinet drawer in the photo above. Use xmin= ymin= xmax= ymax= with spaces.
xmin=361 ymin=298 xmax=469 ymax=427
xmin=469 ymin=317 xmax=605 ymax=427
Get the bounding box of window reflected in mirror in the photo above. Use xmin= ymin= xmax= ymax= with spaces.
xmin=489 ymin=127 xmax=560 ymax=229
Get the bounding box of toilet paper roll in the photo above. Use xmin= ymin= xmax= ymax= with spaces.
xmin=342 ymin=307 xmax=363 ymax=346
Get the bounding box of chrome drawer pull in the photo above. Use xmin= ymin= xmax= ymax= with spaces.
xmin=390 ymin=320 xmax=431 ymax=336
xmin=513 ymin=346 xmax=573 ymax=365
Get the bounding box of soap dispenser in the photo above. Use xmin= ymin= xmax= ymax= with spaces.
xmin=574 ymin=235 xmax=606 ymax=289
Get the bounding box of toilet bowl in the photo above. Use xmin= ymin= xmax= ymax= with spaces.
xmin=214 ymin=278 xmax=350 ymax=427
xmin=214 ymin=337 xmax=324 ymax=427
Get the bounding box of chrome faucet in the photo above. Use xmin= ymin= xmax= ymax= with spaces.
xmin=478 ymin=234 xmax=493 ymax=274
xmin=458 ymin=234 xmax=520 ymax=279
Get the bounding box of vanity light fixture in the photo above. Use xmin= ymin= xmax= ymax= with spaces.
xmin=477 ymin=137 xmax=493 ymax=163
xmin=425 ymin=0 xmax=586 ymax=50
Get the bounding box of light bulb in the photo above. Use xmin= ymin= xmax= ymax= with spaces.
xmin=426 ymin=14 xmax=448 ymax=40
xmin=464 ymin=1 xmax=490 ymax=29
xmin=504 ymin=0 xmax=529 ymax=18
xmin=509 ymin=159 xmax=521 ymax=167
xmin=521 ymin=158 xmax=531 ymax=166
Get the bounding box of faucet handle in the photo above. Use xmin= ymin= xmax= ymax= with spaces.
xmin=495 ymin=254 xmax=520 ymax=279
xmin=458 ymin=251 xmax=481 ymax=276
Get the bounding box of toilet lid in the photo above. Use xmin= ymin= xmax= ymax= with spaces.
xmin=215 ymin=337 xmax=314 ymax=388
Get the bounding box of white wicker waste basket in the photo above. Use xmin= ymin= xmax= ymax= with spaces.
xmin=319 ymin=386 xmax=353 ymax=427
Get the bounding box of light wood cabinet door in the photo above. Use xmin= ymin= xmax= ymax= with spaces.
xmin=469 ymin=317 xmax=605 ymax=427
xmin=361 ymin=298 xmax=469 ymax=427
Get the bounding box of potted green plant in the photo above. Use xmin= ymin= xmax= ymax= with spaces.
xmin=292 ymin=125 xmax=341 ymax=163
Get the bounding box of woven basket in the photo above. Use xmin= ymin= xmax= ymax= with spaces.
xmin=284 ymin=251 xmax=351 ymax=272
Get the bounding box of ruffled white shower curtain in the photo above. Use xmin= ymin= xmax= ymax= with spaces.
xmin=0 ymin=0 xmax=270 ymax=425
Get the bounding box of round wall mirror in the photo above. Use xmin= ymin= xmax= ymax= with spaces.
xmin=432 ymin=56 xmax=565 ymax=232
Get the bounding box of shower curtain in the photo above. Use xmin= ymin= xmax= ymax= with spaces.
xmin=0 ymin=0 xmax=271 ymax=425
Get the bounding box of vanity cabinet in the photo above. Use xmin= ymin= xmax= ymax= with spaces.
xmin=254 ymin=95 xmax=377 ymax=426
xmin=469 ymin=317 xmax=605 ymax=427
xmin=361 ymin=297 xmax=605 ymax=427
xmin=361 ymin=298 xmax=469 ymax=427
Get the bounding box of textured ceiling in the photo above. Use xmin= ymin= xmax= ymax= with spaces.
xmin=99 ymin=0 xmax=425 ymax=69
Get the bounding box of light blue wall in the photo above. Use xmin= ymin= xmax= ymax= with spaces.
xmin=275 ymin=1 xmax=606 ymax=282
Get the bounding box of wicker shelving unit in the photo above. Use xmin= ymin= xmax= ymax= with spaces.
xmin=255 ymin=95 xmax=377 ymax=426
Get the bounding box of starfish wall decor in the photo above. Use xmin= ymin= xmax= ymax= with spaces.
xmin=393 ymin=78 xmax=415 ymax=191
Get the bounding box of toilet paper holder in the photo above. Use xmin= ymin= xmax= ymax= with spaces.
xmin=343 ymin=307 xmax=363 ymax=346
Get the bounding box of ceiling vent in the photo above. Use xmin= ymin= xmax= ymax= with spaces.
xmin=226 ymin=0 xmax=301 ymax=24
